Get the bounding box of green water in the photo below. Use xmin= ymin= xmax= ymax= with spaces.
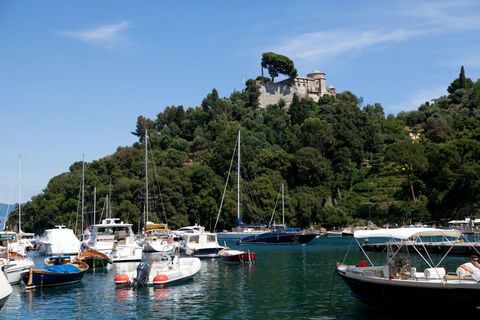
xmin=1 ymin=237 xmax=471 ymax=319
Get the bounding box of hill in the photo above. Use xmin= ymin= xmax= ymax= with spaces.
xmin=7 ymin=63 xmax=480 ymax=235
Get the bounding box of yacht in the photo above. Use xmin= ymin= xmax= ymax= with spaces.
xmin=83 ymin=218 xmax=142 ymax=262
xmin=0 ymin=268 xmax=12 ymax=310
xmin=178 ymin=228 xmax=226 ymax=258
xmin=38 ymin=226 xmax=80 ymax=255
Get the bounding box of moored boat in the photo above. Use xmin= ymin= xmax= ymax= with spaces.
xmin=0 ymin=268 xmax=12 ymax=310
xmin=178 ymin=231 xmax=226 ymax=258
xmin=114 ymin=253 xmax=201 ymax=287
xmin=77 ymin=249 xmax=112 ymax=269
xmin=22 ymin=260 xmax=89 ymax=289
xmin=336 ymin=227 xmax=480 ymax=310
xmin=38 ymin=226 xmax=80 ymax=256
xmin=219 ymin=248 xmax=256 ymax=263
xmin=82 ymin=218 xmax=142 ymax=263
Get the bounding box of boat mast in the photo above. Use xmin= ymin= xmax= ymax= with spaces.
xmin=237 ymin=130 xmax=240 ymax=229
xmin=108 ymin=178 xmax=112 ymax=219
xmin=18 ymin=155 xmax=22 ymax=234
xmin=145 ymin=129 xmax=149 ymax=224
xmin=93 ymin=186 xmax=96 ymax=225
xmin=81 ymin=154 xmax=85 ymax=235
xmin=282 ymin=183 xmax=285 ymax=226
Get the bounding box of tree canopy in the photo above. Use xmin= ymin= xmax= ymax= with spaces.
xmin=261 ymin=52 xmax=298 ymax=81
xmin=7 ymin=66 xmax=480 ymax=234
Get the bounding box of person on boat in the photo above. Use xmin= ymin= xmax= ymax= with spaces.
xmin=457 ymin=255 xmax=480 ymax=281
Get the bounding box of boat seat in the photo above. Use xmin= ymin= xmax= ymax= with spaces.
xmin=444 ymin=273 xmax=474 ymax=280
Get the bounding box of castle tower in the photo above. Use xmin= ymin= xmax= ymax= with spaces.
xmin=307 ymin=71 xmax=327 ymax=95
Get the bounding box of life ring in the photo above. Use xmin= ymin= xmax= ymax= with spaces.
xmin=293 ymin=235 xmax=299 ymax=242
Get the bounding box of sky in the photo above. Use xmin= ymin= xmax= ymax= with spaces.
xmin=1 ymin=0 xmax=480 ymax=204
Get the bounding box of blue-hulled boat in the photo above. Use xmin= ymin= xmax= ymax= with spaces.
xmin=22 ymin=260 xmax=89 ymax=289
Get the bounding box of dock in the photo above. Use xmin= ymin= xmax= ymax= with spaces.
xmin=362 ymin=241 xmax=480 ymax=256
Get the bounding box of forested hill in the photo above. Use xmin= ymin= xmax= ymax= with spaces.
xmin=8 ymin=66 xmax=480 ymax=235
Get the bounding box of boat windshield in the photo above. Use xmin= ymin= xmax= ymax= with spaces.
xmin=206 ymin=235 xmax=216 ymax=243
xmin=188 ymin=235 xmax=199 ymax=244
xmin=96 ymin=226 xmax=131 ymax=237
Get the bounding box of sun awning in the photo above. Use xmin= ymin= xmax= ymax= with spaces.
xmin=353 ymin=228 xmax=461 ymax=240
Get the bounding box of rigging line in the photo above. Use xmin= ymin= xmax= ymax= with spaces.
xmin=147 ymin=135 xmax=168 ymax=224
xmin=213 ymin=137 xmax=238 ymax=232
xmin=268 ymin=185 xmax=282 ymax=229
xmin=98 ymin=195 xmax=108 ymax=223
xmin=74 ymin=172 xmax=82 ymax=236
xmin=241 ymin=160 xmax=263 ymax=210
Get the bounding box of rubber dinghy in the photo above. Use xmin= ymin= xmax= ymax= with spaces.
xmin=114 ymin=253 xmax=201 ymax=287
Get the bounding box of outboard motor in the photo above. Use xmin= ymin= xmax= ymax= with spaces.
xmin=133 ymin=260 xmax=151 ymax=287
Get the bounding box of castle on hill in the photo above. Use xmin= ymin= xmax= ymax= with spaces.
xmin=257 ymin=71 xmax=336 ymax=108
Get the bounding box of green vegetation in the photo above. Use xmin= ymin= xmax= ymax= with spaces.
xmin=7 ymin=62 xmax=480 ymax=234
xmin=261 ymin=52 xmax=297 ymax=81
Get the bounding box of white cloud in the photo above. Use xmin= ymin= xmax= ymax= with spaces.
xmin=56 ymin=21 xmax=130 ymax=48
xmin=388 ymin=85 xmax=447 ymax=113
xmin=270 ymin=1 xmax=480 ymax=63
xmin=275 ymin=28 xmax=422 ymax=61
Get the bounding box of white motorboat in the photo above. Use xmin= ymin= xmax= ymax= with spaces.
xmin=83 ymin=218 xmax=142 ymax=263
xmin=337 ymin=227 xmax=480 ymax=310
xmin=0 ymin=267 xmax=12 ymax=310
xmin=114 ymin=252 xmax=201 ymax=287
xmin=178 ymin=230 xmax=226 ymax=258
xmin=1 ymin=258 xmax=34 ymax=284
xmin=38 ymin=226 xmax=80 ymax=255
xmin=0 ymin=234 xmax=34 ymax=284
xmin=0 ymin=231 xmax=26 ymax=256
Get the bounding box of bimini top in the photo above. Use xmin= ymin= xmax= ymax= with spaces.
xmin=353 ymin=228 xmax=461 ymax=240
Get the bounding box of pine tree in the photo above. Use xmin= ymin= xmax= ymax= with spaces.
xmin=459 ymin=66 xmax=466 ymax=89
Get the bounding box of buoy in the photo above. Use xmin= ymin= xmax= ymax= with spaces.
xmin=357 ymin=260 xmax=368 ymax=267
xmin=153 ymin=274 xmax=169 ymax=284
xmin=114 ymin=274 xmax=130 ymax=285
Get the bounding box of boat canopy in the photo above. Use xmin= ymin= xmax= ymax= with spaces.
xmin=353 ymin=228 xmax=461 ymax=240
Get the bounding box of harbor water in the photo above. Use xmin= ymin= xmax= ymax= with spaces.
xmin=1 ymin=237 xmax=474 ymax=319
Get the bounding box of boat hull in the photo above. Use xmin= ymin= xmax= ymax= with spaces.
xmin=220 ymin=250 xmax=256 ymax=263
xmin=0 ymin=271 xmax=12 ymax=310
xmin=237 ymin=231 xmax=317 ymax=244
xmin=22 ymin=263 xmax=89 ymax=289
xmin=185 ymin=247 xmax=224 ymax=258
xmin=337 ymin=269 xmax=480 ymax=309
xmin=115 ymin=257 xmax=201 ymax=287
xmin=4 ymin=260 xmax=35 ymax=284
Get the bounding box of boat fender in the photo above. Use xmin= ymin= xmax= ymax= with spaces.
xmin=357 ymin=260 xmax=368 ymax=267
xmin=114 ymin=274 xmax=130 ymax=285
xmin=153 ymin=274 xmax=169 ymax=284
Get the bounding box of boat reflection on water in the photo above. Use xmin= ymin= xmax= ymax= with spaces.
xmin=114 ymin=287 xmax=134 ymax=305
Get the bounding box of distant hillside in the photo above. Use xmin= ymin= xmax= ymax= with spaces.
xmin=0 ymin=203 xmax=15 ymax=230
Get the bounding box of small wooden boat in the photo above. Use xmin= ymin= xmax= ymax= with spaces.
xmin=77 ymin=249 xmax=112 ymax=269
xmin=22 ymin=260 xmax=89 ymax=289
xmin=219 ymin=248 xmax=256 ymax=263
xmin=114 ymin=253 xmax=201 ymax=287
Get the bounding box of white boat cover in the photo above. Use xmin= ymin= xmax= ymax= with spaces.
xmin=353 ymin=228 xmax=461 ymax=240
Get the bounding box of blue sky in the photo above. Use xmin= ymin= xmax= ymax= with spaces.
xmin=1 ymin=0 xmax=479 ymax=203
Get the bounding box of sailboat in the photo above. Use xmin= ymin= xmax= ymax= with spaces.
xmin=141 ymin=130 xmax=174 ymax=253
xmin=237 ymin=184 xmax=317 ymax=245
xmin=81 ymin=160 xmax=142 ymax=262
xmin=216 ymin=131 xmax=268 ymax=241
